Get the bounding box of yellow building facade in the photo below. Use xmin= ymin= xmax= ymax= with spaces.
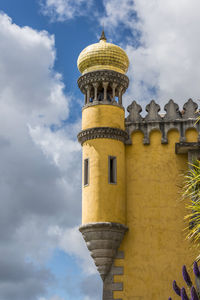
xmin=77 ymin=31 xmax=200 ymax=299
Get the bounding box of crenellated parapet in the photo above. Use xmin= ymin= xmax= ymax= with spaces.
xmin=125 ymin=98 xmax=200 ymax=145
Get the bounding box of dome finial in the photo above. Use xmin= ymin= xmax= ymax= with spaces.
xmin=99 ymin=29 xmax=106 ymax=41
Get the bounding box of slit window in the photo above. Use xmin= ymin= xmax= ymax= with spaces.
xmin=84 ymin=158 xmax=89 ymax=186
xmin=109 ymin=156 xmax=117 ymax=184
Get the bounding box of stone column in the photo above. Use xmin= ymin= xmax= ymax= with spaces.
xmin=85 ymin=85 xmax=91 ymax=104
xmin=112 ymin=83 xmax=117 ymax=102
xmin=93 ymin=83 xmax=99 ymax=102
xmin=84 ymin=90 xmax=87 ymax=105
xmin=118 ymin=86 xmax=123 ymax=105
xmin=103 ymin=82 xmax=109 ymax=102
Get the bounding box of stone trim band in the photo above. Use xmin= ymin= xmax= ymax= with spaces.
xmin=77 ymin=127 xmax=129 ymax=145
xmin=79 ymin=222 xmax=128 ymax=231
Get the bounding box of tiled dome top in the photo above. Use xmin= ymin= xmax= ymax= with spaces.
xmin=77 ymin=31 xmax=129 ymax=75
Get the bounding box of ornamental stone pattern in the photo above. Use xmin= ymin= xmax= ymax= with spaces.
xmin=77 ymin=127 xmax=129 ymax=145
xmin=77 ymin=70 xmax=129 ymax=107
xmin=77 ymin=70 xmax=129 ymax=93
xmin=125 ymin=98 xmax=200 ymax=145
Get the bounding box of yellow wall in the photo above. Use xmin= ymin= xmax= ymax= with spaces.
xmin=82 ymin=104 xmax=125 ymax=130
xmin=82 ymin=138 xmax=126 ymax=225
xmin=113 ymin=129 xmax=198 ymax=300
xmin=81 ymin=102 xmax=198 ymax=299
xmin=82 ymin=104 xmax=126 ymax=225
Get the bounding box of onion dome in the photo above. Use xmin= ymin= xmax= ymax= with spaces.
xmin=77 ymin=30 xmax=129 ymax=75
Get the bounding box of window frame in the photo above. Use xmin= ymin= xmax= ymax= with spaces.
xmin=108 ymin=156 xmax=117 ymax=184
xmin=84 ymin=158 xmax=89 ymax=187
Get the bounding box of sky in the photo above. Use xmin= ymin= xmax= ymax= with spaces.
xmin=1 ymin=0 xmax=200 ymax=299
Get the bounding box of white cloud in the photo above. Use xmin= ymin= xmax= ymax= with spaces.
xmin=101 ymin=0 xmax=200 ymax=111
xmin=0 ymin=13 xmax=68 ymax=124
xmin=101 ymin=0 xmax=136 ymax=32
xmin=29 ymin=124 xmax=80 ymax=170
xmin=0 ymin=12 xmax=95 ymax=300
xmin=48 ymin=225 xmax=97 ymax=275
xmin=40 ymin=0 xmax=93 ymax=21
xmin=39 ymin=296 xmax=64 ymax=300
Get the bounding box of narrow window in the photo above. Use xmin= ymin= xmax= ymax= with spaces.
xmin=109 ymin=156 xmax=117 ymax=184
xmin=84 ymin=158 xmax=89 ymax=186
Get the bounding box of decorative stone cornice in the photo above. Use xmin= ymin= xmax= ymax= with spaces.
xmin=79 ymin=222 xmax=128 ymax=281
xmin=175 ymin=142 xmax=200 ymax=164
xmin=77 ymin=69 xmax=129 ymax=94
xmin=82 ymin=99 xmax=124 ymax=110
xmin=80 ymin=222 xmax=128 ymax=231
xmin=175 ymin=142 xmax=200 ymax=154
xmin=77 ymin=127 xmax=129 ymax=145
xmin=125 ymin=99 xmax=200 ymax=145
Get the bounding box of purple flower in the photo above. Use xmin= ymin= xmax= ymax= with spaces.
xmin=183 ymin=265 xmax=192 ymax=287
xmin=168 ymin=298 xmax=172 ymax=300
xmin=191 ymin=286 xmax=199 ymax=300
xmin=193 ymin=261 xmax=200 ymax=278
xmin=173 ymin=280 xmax=181 ymax=296
xmin=181 ymin=287 xmax=189 ymax=300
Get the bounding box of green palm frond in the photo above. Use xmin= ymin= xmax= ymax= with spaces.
xmin=184 ymin=160 xmax=200 ymax=244
xmin=195 ymin=115 xmax=200 ymax=125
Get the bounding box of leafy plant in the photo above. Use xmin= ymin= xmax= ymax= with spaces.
xmin=183 ymin=160 xmax=200 ymax=245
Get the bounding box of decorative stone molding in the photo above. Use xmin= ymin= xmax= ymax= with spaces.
xmin=103 ymin=252 xmax=124 ymax=300
xmin=82 ymin=99 xmax=123 ymax=110
xmin=78 ymin=70 xmax=129 ymax=93
xmin=77 ymin=70 xmax=129 ymax=107
xmin=79 ymin=222 xmax=128 ymax=281
xmin=77 ymin=127 xmax=129 ymax=145
xmin=125 ymin=99 xmax=200 ymax=145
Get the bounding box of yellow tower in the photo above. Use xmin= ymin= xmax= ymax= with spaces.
xmin=77 ymin=30 xmax=129 ymax=283
xmin=77 ymin=32 xmax=200 ymax=300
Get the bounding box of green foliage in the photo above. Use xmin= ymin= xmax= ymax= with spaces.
xmin=184 ymin=160 xmax=200 ymax=244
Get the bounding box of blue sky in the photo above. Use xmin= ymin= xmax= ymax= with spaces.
xmin=1 ymin=0 xmax=200 ymax=300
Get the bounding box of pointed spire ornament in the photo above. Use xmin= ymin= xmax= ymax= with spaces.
xmin=100 ymin=29 xmax=107 ymax=41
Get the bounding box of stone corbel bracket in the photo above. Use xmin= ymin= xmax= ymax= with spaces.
xmin=125 ymin=99 xmax=200 ymax=145
xmin=79 ymin=222 xmax=128 ymax=282
xmin=175 ymin=142 xmax=200 ymax=163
